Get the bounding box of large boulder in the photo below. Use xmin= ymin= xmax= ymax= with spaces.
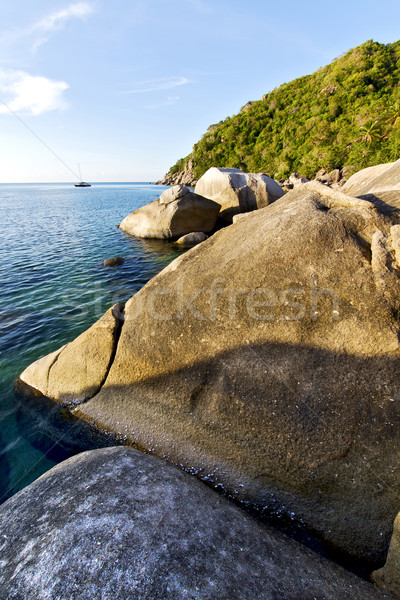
xmin=194 ymin=167 xmax=284 ymax=221
xmin=342 ymin=160 xmax=399 ymax=196
xmin=119 ymin=185 xmax=220 ymax=239
xmin=19 ymin=303 xmax=123 ymax=404
xmin=0 ymin=446 xmax=393 ymax=600
xmin=16 ymin=182 xmax=400 ymax=568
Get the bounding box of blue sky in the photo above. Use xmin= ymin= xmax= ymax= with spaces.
xmin=0 ymin=0 xmax=400 ymax=182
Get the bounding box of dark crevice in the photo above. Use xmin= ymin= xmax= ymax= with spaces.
xmin=46 ymin=344 xmax=68 ymax=396
xmin=353 ymin=232 xmax=372 ymax=263
xmin=188 ymin=371 xmax=210 ymax=413
xmin=64 ymin=302 xmax=126 ymax=409
xmin=96 ymin=302 xmax=125 ymax=395
xmin=314 ymin=201 xmax=330 ymax=212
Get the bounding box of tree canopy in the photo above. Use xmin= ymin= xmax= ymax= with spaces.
xmin=166 ymin=40 xmax=400 ymax=181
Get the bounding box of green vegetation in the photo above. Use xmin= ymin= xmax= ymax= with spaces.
xmin=168 ymin=40 xmax=400 ymax=181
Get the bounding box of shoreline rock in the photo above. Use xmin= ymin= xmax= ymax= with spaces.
xmin=157 ymin=163 xmax=357 ymax=193
xmin=119 ymin=185 xmax=220 ymax=239
xmin=156 ymin=158 xmax=197 ymax=187
xmin=16 ymin=182 xmax=400 ymax=569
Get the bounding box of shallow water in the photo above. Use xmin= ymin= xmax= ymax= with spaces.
xmin=0 ymin=182 xmax=185 ymax=501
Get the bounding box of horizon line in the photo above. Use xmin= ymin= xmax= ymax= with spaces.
xmin=0 ymin=180 xmax=163 ymax=185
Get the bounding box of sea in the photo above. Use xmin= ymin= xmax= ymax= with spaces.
xmin=0 ymin=182 xmax=184 ymax=503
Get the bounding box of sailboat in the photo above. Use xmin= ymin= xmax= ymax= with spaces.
xmin=74 ymin=164 xmax=91 ymax=187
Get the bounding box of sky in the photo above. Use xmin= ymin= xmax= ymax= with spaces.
xmin=0 ymin=1 xmax=400 ymax=183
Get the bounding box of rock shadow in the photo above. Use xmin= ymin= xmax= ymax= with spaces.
xmin=13 ymin=340 xmax=400 ymax=575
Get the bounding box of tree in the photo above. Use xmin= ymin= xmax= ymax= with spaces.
xmin=359 ymin=120 xmax=381 ymax=144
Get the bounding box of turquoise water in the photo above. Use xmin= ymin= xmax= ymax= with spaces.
xmin=0 ymin=182 xmax=184 ymax=502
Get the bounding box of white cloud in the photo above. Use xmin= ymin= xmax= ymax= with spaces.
xmin=126 ymin=76 xmax=190 ymax=94
xmin=0 ymin=69 xmax=69 ymax=116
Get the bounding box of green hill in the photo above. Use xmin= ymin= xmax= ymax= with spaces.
xmin=167 ymin=39 xmax=400 ymax=182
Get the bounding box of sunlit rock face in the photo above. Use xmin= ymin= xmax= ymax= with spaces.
xmin=119 ymin=185 xmax=220 ymax=239
xmin=195 ymin=166 xmax=284 ymax=221
xmin=342 ymin=159 xmax=400 ymax=196
xmin=16 ymin=182 xmax=400 ymax=567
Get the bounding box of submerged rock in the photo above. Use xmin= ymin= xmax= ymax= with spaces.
xmin=194 ymin=167 xmax=284 ymax=222
xmin=119 ymin=185 xmax=220 ymax=239
xmin=16 ymin=182 xmax=400 ymax=567
xmin=103 ymin=256 xmax=124 ymax=267
xmin=0 ymin=446 xmax=393 ymax=600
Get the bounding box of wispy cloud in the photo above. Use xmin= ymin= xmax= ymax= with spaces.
xmin=0 ymin=69 xmax=69 ymax=115
xmin=0 ymin=2 xmax=95 ymax=54
xmin=144 ymin=96 xmax=180 ymax=109
xmin=33 ymin=2 xmax=94 ymax=32
xmin=31 ymin=2 xmax=95 ymax=51
xmin=125 ymin=76 xmax=190 ymax=94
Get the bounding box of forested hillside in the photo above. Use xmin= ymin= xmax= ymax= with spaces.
xmin=166 ymin=40 xmax=400 ymax=182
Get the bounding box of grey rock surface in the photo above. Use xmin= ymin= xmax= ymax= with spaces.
xmin=0 ymin=446 xmax=393 ymax=600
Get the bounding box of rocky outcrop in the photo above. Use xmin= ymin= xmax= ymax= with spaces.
xmin=372 ymin=512 xmax=400 ymax=597
xmin=316 ymin=168 xmax=342 ymax=185
xmin=342 ymin=160 xmax=399 ymax=196
xmin=289 ymin=172 xmax=310 ymax=186
xmin=279 ymin=168 xmax=353 ymax=192
xmin=194 ymin=167 xmax=284 ymax=222
xmin=118 ymin=185 xmax=220 ymax=239
xmin=0 ymin=446 xmax=393 ymax=600
xmin=156 ymin=158 xmax=197 ymax=186
xmin=175 ymin=231 xmax=208 ymax=247
xmin=16 ymin=182 xmax=400 ymax=568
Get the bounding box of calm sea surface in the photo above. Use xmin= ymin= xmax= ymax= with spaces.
xmin=0 ymin=182 xmax=184 ymax=502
